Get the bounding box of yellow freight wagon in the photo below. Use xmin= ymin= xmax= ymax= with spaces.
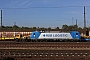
xmin=0 ymin=37 xmax=15 ymax=40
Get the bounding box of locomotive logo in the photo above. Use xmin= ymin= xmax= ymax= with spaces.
xmin=43 ymin=34 xmax=68 ymax=37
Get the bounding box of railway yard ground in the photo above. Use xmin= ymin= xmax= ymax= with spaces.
xmin=0 ymin=42 xmax=90 ymax=60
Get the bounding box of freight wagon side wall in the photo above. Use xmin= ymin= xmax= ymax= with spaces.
xmin=81 ymin=31 xmax=90 ymax=36
xmin=0 ymin=32 xmax=32 ymax=37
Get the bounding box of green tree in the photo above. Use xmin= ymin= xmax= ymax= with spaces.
xmin=48 ymin=27 xmax=51 ymax=30
xmin=13 ymin=25 xmax=19 ymax=28
xmin=32 ymin=27 xmax=37 ymax=29
xmin=62 ymin=24 xmax=68 ymax=29
xmin=74 ymin=25 xmax=78 ymax=29
xmin=68 ymin=25 xmax=74 ymax=30
xmin=55 ymin=27 xmax=59 ymax=30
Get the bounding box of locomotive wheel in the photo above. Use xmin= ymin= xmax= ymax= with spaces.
xmin=22 ymin=39 xmax=27 ymax=42
xmin=15 ymin=38 xmax=19 ymax=42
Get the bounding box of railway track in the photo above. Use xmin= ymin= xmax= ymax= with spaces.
xmin=0 ymin=42 xmax=90 ymax=49
xmin=0 ymin=42 xmax=90 ymax=60
xmin=0 ymin=50 xmax=90 ymax=60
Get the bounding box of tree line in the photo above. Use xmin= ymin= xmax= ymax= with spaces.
xmin=0 ymin=24 xmax=90 ymax=31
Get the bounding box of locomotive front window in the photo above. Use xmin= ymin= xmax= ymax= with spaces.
xmin=34 ymin=33 xmax=35 ymax=35
xmin=33 ymin=33 xmax=35 ymax=36
xmin=76 ymin=33 xmax=78 ymax=35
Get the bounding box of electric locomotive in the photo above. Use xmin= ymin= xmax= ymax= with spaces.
xmin=30 ymin=31 xmax=83 ymax=42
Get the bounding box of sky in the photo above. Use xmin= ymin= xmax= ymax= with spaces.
xmin=0 ymin=0 xmax=90 ymax=28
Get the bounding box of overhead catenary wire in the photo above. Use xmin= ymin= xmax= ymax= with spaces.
xmin=0 ymin=6 xmax=90 ymax=9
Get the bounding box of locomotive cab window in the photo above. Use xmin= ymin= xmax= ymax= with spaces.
xmin=33 ymin=33 xmax=35 ymax=36
xmin=76 ymin=33 xmax=78 ymax=35
xmin=76 ymin=33 xmax=78 ymax=36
